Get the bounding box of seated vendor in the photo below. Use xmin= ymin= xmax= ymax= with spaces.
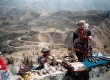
xmin=36 ymin=47 xmax=56 ymax=70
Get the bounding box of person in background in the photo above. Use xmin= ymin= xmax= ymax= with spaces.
xmin=73 ymin=20 xmax=92 ymax=61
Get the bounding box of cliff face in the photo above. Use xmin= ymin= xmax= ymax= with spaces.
xmin=92 ymin=19 xmax=110 ymax=48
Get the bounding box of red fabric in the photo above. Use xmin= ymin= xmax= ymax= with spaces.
xmin=82 ymin=36 xmax=89 ymax=40
xmin=0 ymin=57 xmax=6 ymax=70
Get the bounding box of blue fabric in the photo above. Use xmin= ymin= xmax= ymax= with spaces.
xmin=38 ymin=56 xmax=44 ymax=64
xmin=82 ymin=57 xmax=110 ymax=68
xmin=1 ymin=73 xmax=8 ymax=80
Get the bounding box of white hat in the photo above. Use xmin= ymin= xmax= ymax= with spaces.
xmin=76 ymin=20 xmax=89 ymax=29
xmin=42 ymin=47 xmax=50 ymax=53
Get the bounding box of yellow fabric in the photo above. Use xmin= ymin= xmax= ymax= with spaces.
xmin=19 ymin=73 xmax=31 ymax=80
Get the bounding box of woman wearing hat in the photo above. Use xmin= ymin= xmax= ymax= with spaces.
xmin=73 ymin=20 xmax=92 ymax=61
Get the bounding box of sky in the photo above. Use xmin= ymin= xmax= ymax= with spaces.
xmin=25 ymin=0 xmax=110 ymax=11
xmin=0 ymin=0 xmax=110 ymax=12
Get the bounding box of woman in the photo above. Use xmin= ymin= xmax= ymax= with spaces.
xmin=73 ymin=20 xmax=92 ymax=61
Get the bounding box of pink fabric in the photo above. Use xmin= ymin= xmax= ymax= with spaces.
xmin=0 ymin=75 xmax=2 ymax=80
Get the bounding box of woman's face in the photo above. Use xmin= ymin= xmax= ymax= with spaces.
xmin=78 ymin=27 xmax=85 ymax=33
xmin=77 ymin=27 xmax=86 ymax=38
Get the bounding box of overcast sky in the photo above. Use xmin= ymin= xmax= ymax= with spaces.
xmin=0 ymin=0 xmax=110 ymax=12
xmin=24 ymin=0 xmax=110 ymax=11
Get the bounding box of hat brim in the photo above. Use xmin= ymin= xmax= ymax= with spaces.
xmin=77 ymin=23 xmax=89 ymax=29
xmin=76 ymin=20 xmax=89 ymax=29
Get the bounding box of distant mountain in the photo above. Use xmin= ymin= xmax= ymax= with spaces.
xmin=0 ymin=9 xmax=109 ymax=29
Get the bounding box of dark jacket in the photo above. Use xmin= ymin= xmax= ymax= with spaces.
xmin=73 ymin=29 xmax=92 ymax=43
